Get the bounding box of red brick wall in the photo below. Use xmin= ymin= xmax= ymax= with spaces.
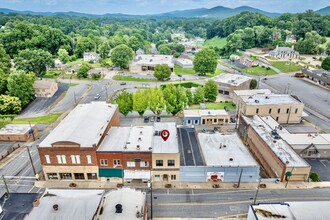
xmin=96 ymin=152 xmax=123 ymax=167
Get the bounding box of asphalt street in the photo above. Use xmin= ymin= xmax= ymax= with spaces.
xmin=147 ymin=188 xmax=330 ymax=218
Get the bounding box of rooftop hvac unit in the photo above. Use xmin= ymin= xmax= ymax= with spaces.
xmin=115 ymin=204 xmax=123 ymax=213
xmin=255 ymin=100 xmax=260 ymax=103
xmin=229 ymin=158 xmax=233 ymax=161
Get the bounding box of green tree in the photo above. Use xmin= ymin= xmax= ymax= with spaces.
xmin=162 ymin=84 xmax=188 ymax=115
xmin=98 ymin=42 xmax=110 ymax=59
xmin=77 ymin=63 xmax=90 ymax=78
xmin=204 ymin=80 xmax=218 ymax=102
xmin=193 ymin=48 xmax=218 ymax=75
xmin=0 ymin=45 xmax=11 ymax=74
xmin=154 ymin=64 xmax=171 ymax=80
xmin=310 ymin=172 xmax=320 ymax=182
xmin=0 ymin=94 xmax=21 ymax=114
xmin=116 ymin=90 xmax=133 ymax=116
xmin=74 ymin=37 xmax=95 ymax=57
xmin=193 ymin=86 xmax=205 ymax=104
xmin=7 ymin=71 xmax=35 ymax=107
xmin=128 ymin=36 xmax=143 ymax=52
xmin=133 ymin=89 xmax=148 ymax=116
xmin=148 ymin=87 xmax=165 ymax=115
xmin=250 ymin=79 xmax=258 ymax=89
xmin=186 ymin=89 xmax=193 ymax=105
xmin=0 ymin=72 xmax=9 ymax=94
xmin=111 ymin=44 xmax=134 ymax=69
xmin=321 ymin=57 xmax=330 ymax=71
xmin=326 ymin=42 xmax=330 ymax=55
xmin=159 ymin=45 xmax=171 ymax=55
xmin=295 ymin=31 xmax=326 ymax=54
xmin=227 ymin=33 xmax=243 ymax=51
xmin=57 ymin=48 xmax=70 ymax=64
xmin=14 ymin=49 xmax=54 ymax=78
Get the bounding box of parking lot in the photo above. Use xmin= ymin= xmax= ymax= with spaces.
xmin=305 ymin=158 xmax=330 ymax=181
xmin=177 ymin=127 xmax=205 ymax=166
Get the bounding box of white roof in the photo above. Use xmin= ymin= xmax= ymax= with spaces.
xmin=130 ymin=55 xmax=174 ymax=67
xmin=183 ymin=109 xmax=229 ymax=118
xmin=98 ymin=188 xmax=146 ymax=220
xmin=39 ymin=102 xmax=118 ymax=148
xmin=125 ymin=126 xmax=154 ymax=152
xmin=280 ymin=133 xmax=330 ymax=149
xmin=250 ymin=201 xmax=330 ymax=220
xmin=198 ymin=133 xmax=258 ymax=167
xmin=213 ymin=74 xmax=251 ymax=86
xmin=174 ymin=58 xmax=193 ymax=65
xmin=97 ymin=127 xmax=131 ymax=152
xmin=233 ymin=89 xmax=272 ymax=97
xmin=244 ymin=115 xmax=308 ymax=167
xmin=0 ymin=124 xmax=35 ymax=135
xmin=241 ymin=94 xmax=302 ymax=105
xmin=153 ymin=122 xmax=179 ymax=153
xmin=27 ymin=189 xmax=104 ymax=220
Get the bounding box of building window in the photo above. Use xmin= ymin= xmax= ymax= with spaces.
xmin=295 ymin=108 xmax=298 ymax=114
xmin=276 ymin=117 xmax=279 ymax=121
xmin=45 ymin=155 xmax=51 ymax=164
xmin=213 ymin=118 xmax=217 ymax=123
xmin=127 ymin=161 xmax=136 ymax=167
xmin=114 ymin=159 xmax=121 ymax=165
xmin=202 ymin=119 xmax=205 ymax=124
xmin=71 ymin=155 xmax=76 ymax=164
xmin=86 ymin=155 xmax=92 ymax=164
xmin=156 ymin=160 xmax=163 ymax=166
xmin=278 ymin=109 xmax=281 ymax=113
xmin=140 ymin=161 xmax=149 ymax=167
xmin=56 ymin=155 xmax=62 ymax=164
xmin=100 ymin=159 xmax=108 ymax=166
xmin=154 ymin=175 xmax=161 ymax=181
xmin=171 ymin=175 xmax=176 ymax=180
xmin=87 ymin=173 xmax=97 ymax=180
xmin=256 ymin=108 xmax=259 ymax=114
xmin=187 ymin=120 xmax=191 ymax=124
xmin=59 ymin=173 xmax=72 ymax=180
xmin=74 ymin=173 xmax=85 ymax=180
xmin=47 ymin=173 xmax=58 ymax=180
xmin=269 ymin=108 xmax=272 ymax=114
xmin=168 ymin=160 xmax=175 ymax=166
xmin=76 ymin=155 xmax=80 ymax=164
xmin=194 ymin=120 xmax=199 ymax=124
xmin=62 ymin=155 xmax=67 ymax=164
xmin=287 ymin=108 xmax=290 ymax=113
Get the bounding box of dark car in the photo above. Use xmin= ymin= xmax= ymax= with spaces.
xmin=230 ymin=118 xmax=236 ymax=123
xmin=177 ymin=75 xmax=182 ymax=77
xmin=156 ymin=116 xmax=161 ymax=122
xmin=120 ymin=82 xmax=127 ymax=85
xmin=144 ymin=117 xmax=149 ymax=123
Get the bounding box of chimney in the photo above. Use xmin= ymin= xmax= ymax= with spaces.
xmin=33 ymin=199 xmax=40 ymax=207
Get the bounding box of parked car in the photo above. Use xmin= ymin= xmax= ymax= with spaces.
xmin=177 ymin=74 xmax=182 ymax=77
xmin=294 ymin=73 xmax=305 ymax=78
xmin=156 ymin=116 xmax=161 ymax=122
xmin=164 ymin=77 xmax=171 ymax=81
xmin=230 ymin=118 xmax=236 ymax=123
xmin=144 ymin=117 xmax=149 ymax=123
xmin=94 ymin=94 xmax=100 ymax=100
xmin=149 ymin=116 xmax=155 ymax=122
xmin=120 ymin=82 xmax=127 ymax=85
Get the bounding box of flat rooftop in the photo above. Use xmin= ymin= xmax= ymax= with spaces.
xmin=233 ymin=89 xmax=271 ymax=97
xmin=0 ymin=124 xmax=35 ymax=135
xmin=39 ymin=102 xmax=117 ymax=148
xmin=244 ymin=115 xmax=308 ymax=167
xmin=241 ymin=94 xmax=302 ymax=105
xmin=198 ymin=133 xmax=258 ymax=166
xmin=98 ymin=188 xmax=146 ymax=220
xmin=213 ymin=74 xmax=251 ymax=86
xmin=280 ymin=133 xmax=330 ymax=149
xmin=175 ymin=58 xmax=193 ymax=65
xmin=130 ymin=55 xmax=174 ymax=67
xmin=126 ymin=126 xmax=154 ymax=152
xmin=183 ymin=109 xmax=229 ymax=117
xmin=27 ymin=189 xmax=104 ymax=220
xmin=153 ymin=122 xmax=179 ymax=153
xmin=97 ymin=127 xmax=131 ymax=152
xmin=250 ymin=201 xmax=330 ymax=220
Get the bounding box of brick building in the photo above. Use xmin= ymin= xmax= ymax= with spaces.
xmin=38 ymin=102 xmax=119 ymax=181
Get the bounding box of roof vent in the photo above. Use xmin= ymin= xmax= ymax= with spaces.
xmin=136 ymin=145 xmax=140 ymax=150
xmin=33 ymin=199 xmax=40 ymax=207
xmin=138 ymin=137 xmax=142 ymax=142
xmin=223 ymin=145 xmax=226 ymax=148
xmin=53 ymin=204 xmax=59 ymax=211
xmin=115 ymin=204 xmax=123 ymax=213
xmin=208 ymin=111 xmax=211 ymax=114
xmin=255 ymin=100 xmax=259 ymax=103
xmin=140 ymin=131 xmax=143 ymax=135
xmin=265 ymin=96 xmax=269 ymax=99
xmin=149 ymin=147 xmax=152 ymax=150
xmin=248 ymin=96 xmax=253 ymax=99
xmin=229 ymin=158 xmax=233 ymax=161
xmin=124 ymin=146 xmax=128 ymax=150
xmin=286 ymin=161 xmax=290 ymax=164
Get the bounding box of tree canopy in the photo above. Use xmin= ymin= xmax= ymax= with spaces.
xmin=321 ymin=57 xmax=330 ymax=71
xmin=162 ymin=84 xmax=188 ymax=115
xmin=154 ymin=64 xmax=171 ymax=81
xmin=193 ymin=48 xmax=218 ymax=75
xmin=204 ymin=80 xmax=218 ymax=102
xmin=111 ymin=44 xmax=134 ymax=69
xmin=116 ymin=90 xmax=133 ymax=116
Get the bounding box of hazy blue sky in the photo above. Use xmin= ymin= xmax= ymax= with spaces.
xmin=2 ymin=0 xmax=329 ymax=15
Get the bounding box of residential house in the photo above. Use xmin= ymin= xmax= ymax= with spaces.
xmin=239 ymin=56 xmax=258 ymax=68
xmin=268 ymin=45 xmax=300 ymax=59
xmin=83 ymin=52 xmax=100 ymax=63
xmin=37 ymin=102 xmax=119 ymax=181
xmin=33 ymin=79 xmax=58 ymax=98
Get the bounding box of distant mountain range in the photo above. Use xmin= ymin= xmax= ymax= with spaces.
xmin=0 ymin=5 xmax=329 ymax=20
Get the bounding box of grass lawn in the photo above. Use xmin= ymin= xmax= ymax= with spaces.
xmin=113 ymin=75 xmax=157 ymax=82
xmin=174 ymin=65 xmax=224 ymax=77
xmin=190 ymin=102 xmax=236 ymax=110
xmin=11 ymin=113 xmax=62 ymax=124
xmin=204 ymin=37 xmax=227 ymax=48
xmin=44 ymin=70 xmax=62 ymax=79
xmin=271 ymin=61 xmax=303 ymax=73
xmin=67 ymin=83 xmax=77 ymax=87
xmin=241 ymin=66 xmax=277 ymax=76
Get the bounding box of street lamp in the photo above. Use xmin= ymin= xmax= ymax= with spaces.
xmin=253 ymin=177 xmax=261 ymax=204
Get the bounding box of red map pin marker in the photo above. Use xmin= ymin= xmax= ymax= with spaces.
xmin=160 ymin=130 xmax=170 ymax=141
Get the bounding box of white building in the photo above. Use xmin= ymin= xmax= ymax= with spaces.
xmin=129 ymin=55 xmax=174 ymax=74
xmin=174 ymin=58 xmax=193 ymax=69
xmin=213 ymin=74 xmax=252 ymax=98
xmin=268 ymin=45 xmax=299 ymax=59
xmin=83 ymin=52 xmax=100 ymax=63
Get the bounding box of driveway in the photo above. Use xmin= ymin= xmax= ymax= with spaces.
xmin=19 ymin=84 xmax=68 ymax=118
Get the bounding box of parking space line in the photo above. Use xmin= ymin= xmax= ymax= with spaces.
xmin=187 ymin=130 xmax=196 ymax=166
xmin=178 ymin=128 xmax=186 ymax=166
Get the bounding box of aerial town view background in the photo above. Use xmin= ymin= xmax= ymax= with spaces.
xmin=0 ymin=0 xmax=330 ymax=219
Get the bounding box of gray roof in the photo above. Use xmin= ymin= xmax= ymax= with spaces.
xmin=39 ymin=102 xmax=118 ymax=148
xmin=27 ymin=189 xmax=104 ymax=220
xmin=0 ymin=124 xmax=35 ymax=135
xmin=97 ymin=127 xmax=131 ymax=152
xmin=213 ymin=74 xmax=252 ymax=86
xmin=241 ymin=94 xmax=302 ymax=105
xmin=198 ymin=133 xmax=258 ymax=166
xmin=153 ymin=122 xmax=179 ymax=153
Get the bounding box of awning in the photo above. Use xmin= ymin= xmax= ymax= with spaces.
xmin=124 ymin=170 xmax=150 ymax=180
xmin=99 ymin=168 xmax=123 ymax=178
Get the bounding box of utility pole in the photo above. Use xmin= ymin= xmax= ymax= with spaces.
xmin=285 ymin=167 xmax=295 ymax=188
xmin=28 ymin=121 xmax=35 ymax=141
xmin=237 ymin=168 xmax=243 ymax=188
xmin=27 ymin=145 xmax=37 ymax=176
xmin=2 ymin=175 xmax=9 ymax=194
xmin=235 ymin=103 xmax=240 ymax=130
xmin=253 ymin=178 xmax=261 ymax=204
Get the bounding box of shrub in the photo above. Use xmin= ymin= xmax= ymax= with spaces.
xmin=310 ymin=172 xmax=320 ymax=182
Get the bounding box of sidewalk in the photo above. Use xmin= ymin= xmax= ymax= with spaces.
xmin=0 ymin=146 xmax=26 ymax=169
